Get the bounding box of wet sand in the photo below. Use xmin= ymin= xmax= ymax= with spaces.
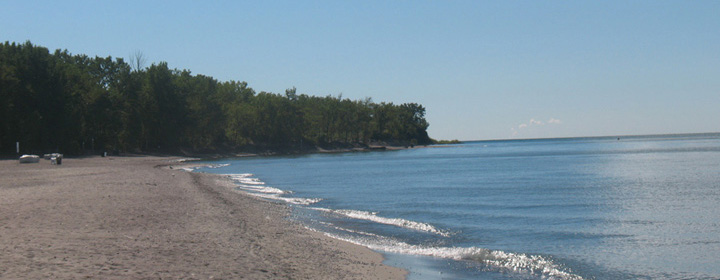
xmin=0 ymin=156 xmax=405 ymax=279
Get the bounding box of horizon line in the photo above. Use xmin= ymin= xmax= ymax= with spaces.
xmin=461 ymin=131 xmax=720 ymax=143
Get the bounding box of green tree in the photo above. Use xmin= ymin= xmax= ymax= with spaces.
xmin=0 ymin=41 xmax=433 ymax=155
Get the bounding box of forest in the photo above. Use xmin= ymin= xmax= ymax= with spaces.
xmin=0 ymin=41 xmax=432 ymax=155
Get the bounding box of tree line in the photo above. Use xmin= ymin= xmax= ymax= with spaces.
xmin=0 ymin=41 xmax=431 ymax=155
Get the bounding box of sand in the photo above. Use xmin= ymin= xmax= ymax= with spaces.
xmin=0 ymin=156 xmax=406 ymax=279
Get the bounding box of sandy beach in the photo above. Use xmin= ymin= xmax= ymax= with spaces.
xmin=0 ymin=156 xmax=405 ymax=279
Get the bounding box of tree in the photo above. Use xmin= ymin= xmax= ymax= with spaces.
xmin=129 ymin=50 xmax=146 ymax=72
xmin=0 ymin=41 xmax=433 ymax=155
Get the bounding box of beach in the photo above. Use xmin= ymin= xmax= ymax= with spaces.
xmin=0 ymin=156 xmax=405 ymax=279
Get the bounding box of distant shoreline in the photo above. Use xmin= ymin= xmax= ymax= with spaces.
xmin=466 ymin=131 xmax=720 ymax=143
xmin=113 ymin=142 xmax=430 ymax=160
xmin=1 ymin=141 xmax=432 ymax=160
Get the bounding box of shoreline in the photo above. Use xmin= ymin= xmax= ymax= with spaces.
xmin=0 ymin=156 xmax=406 ymax=279
xmin=0 ymin=141 xmax=432 ymax=160
xmin=170 ymin=143 xmax=429 ymax=160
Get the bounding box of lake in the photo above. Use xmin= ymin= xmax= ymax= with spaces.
xmin=196 ymin=133 xmax=720 ymax=279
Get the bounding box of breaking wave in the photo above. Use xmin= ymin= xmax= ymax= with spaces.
xmin=325 ymin=232 xmax=584 ymax=280
xmin=224 ymin=173 xmax=321 ymax=205
xmin=227 ymin=173 xmax=266 ymax=185
xmin=247 ymin=193 xmax=322 ymax=205
xmin=310 ymin=207 xmax=452 ymax=237
xmin=178 ymin=163 xmax=229 ymax=172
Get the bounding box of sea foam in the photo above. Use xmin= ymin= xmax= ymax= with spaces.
xmin=325 ymin=232 xmax=584 ymax=280
xmin=310 ymin=207 xmax=452 ymax=237
xmin=178 ymin=163 xmax=230 ymax=172
xmin=248 ymin=193 xmax=322 ymax=205
xmin=225 ymin=173 xmax=321 ymax=205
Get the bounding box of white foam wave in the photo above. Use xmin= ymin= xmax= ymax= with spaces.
xmin=236 ymin=184 xmax=287 ymax=194
xmin=327 ymin=233 xmax=583 ymax=280
xmin=333 ymin=225 xmax=384 ymax=238
xmin=177 ymin=163 xmax=230 ymax=172
xmin=238 ymin=179 xmax=265 ymax=185
xmin=310 ymin=220 xmax=383 ymax=238
xmin=225 ymin=173 xmax=321 ymax=205
xmin=246 ymin=192 xmax=322 ymax=205
xmin=227 ymin=174 xmax=265 ymax=185
xmin=311 ymin=208 xmax=451 ymax=237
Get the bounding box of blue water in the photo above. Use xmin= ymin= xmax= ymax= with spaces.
xmin=195 ymin=133 xmax=720 ymax=279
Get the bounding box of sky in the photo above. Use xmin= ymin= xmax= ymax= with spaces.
xmin=2 ymin=1 xmax=719 ymax=140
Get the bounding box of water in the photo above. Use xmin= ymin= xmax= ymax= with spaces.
xmin=195 ymin=133 xmax=720 ymax=279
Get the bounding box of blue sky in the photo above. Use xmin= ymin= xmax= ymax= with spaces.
xmin=2 ymin=1 xmax=718 ymax=140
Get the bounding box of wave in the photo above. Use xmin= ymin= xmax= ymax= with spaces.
xmin=227 ymin=173 xmax=266 ymax=185
xmin=310 ymin=207 xmax=452 ymax=237
xmin=324 ymin=231 xmax=583 ymax=280
xmin=246 ymin=192 xmax=322 ymax=205
xmin=236 ymin=184 xmax=287 ymax=194
xmin=313 ymin=220 xmax=386 ymax=238
xmin=224 ymin=173 xmax=321 ymax=205
xmin=178 ymin=163 xmax=230 ymax=172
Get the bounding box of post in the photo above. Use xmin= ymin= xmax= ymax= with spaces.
xmin=16 ymin=142 xmax=19 ymax=154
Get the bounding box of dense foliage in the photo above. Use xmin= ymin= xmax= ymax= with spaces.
xmin=0 ymin=42 xmax=431 ymax=155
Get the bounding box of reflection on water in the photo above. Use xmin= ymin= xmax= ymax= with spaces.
xmin=597 ymin=146 xmax=720 ymax=278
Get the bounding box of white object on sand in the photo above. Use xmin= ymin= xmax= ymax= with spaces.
xmin=19 ymin=154 xmax=40 ymax=163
